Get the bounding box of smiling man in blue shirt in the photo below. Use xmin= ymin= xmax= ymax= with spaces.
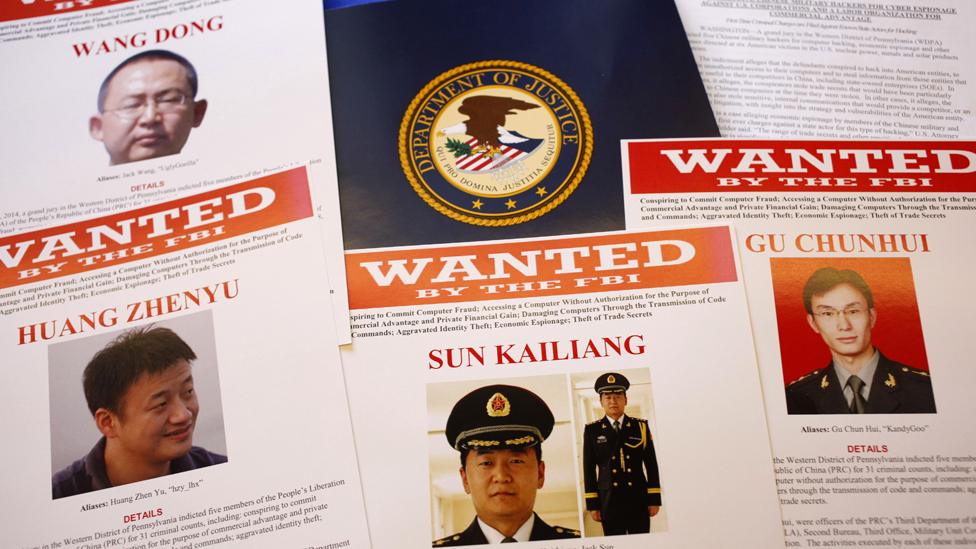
xmin=52 ymin=326 xmax=225 ymax=499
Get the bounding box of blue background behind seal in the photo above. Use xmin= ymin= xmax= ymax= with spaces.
xmin=324 ymin=0 xmax=719 ymax=249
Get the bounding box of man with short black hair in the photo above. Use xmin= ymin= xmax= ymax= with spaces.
xmin=583 ymin=372 xmax=661 ymax=536
xmin=785 ymin=267 xmax=936 ymax=414
xmin=434 ymin=384 xmax=579 ymax=546
xmin=90 ymin=49 xmax=207 ymax=165
xmin=52 ymin=326 xmax=225 ymax=499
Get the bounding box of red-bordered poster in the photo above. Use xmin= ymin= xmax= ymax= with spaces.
xmin=0 ymin=0 xmax=352 ymax=342
xmin=0 ymin=169 xmax=370 ymax=546
xmin=623 ymin=138 xmax=976 ymax=548
xmin=340 ymin=227 xmax=784 ymax=548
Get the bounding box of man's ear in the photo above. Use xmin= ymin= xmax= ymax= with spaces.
xmin=869 ymin=307 xmax=877 ymax=329
xmin=192 ymin=99 xmax=208 ymax=127
xmin=94 ymin=408 xmax=119 ymax=438
xmin=459 ymin=466 xmax=470 ymax=495
xmin=806 ymin=313 xmax=820 ymax=334
xmin=89 ymin=114 xmax=104 ymax=142
xmin=537 ymin=460 xmax=545 ymax=489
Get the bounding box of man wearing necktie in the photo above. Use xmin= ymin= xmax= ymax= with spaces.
xmin=433 ymin=384 xmax=580 ymax=546
xmin=786 ymin=267 xmax=936 ymax=415
xmin=582 ymin=372 xmax=662 ymax=536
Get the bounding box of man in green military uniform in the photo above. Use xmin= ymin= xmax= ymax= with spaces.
xmin=583 ymin=372 xmax=662 ymax=535
xmin=434 ymin=384 xmax=580 ymax=546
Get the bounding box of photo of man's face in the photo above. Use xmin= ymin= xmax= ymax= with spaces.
xmin=460 ymin=447 xmax=545 ymax=526
xmin=599 ymin=391 xmax=627 ymax=418
xmin=806 ymin=282 xmax=877 ymax=359
xmin=98 ymin=358 xmax=199 ymax=466
xmin=90 ymin=57 xmax=207 ymax=165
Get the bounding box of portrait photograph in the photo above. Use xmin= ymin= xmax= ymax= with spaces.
xmin=770 ymin=257 xmax=936 ymax=415
xmin=48 ymin=310 xmax=227 ymax=499
xmin=88 ymin=49 xmax=209 ymax=167
xmin=570 ymin=368 xmax=667 ymax=538
xmin=426 ymin=374 xmax=581 ymax=546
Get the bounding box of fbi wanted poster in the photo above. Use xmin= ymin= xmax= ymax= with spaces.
xmin=0 ymin=0 xmax=353 ymax=342
xmin=340 ymin=228 xmax=784 ymax=548
xmin=623 ymin=139 xmax=976 ymax=547
xmin=0 ymin=169 xmax=370 ymax=548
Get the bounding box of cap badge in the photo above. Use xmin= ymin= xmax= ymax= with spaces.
xmin=607 ymin=374 xmax=616 ymax=384
xmin=486 ymin=392 xmax=511 ymax=417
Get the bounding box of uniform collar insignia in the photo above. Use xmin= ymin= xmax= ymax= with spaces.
xmin=820 ymin=374 xmax=829 ymax=389
xmin=885 ymin=373 xmax=897 ymax=388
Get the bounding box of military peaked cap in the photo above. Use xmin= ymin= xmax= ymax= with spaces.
xmin=594 ymin=372 xmax=630 ymax=394
xmin=445 ymin=384 xmax=554 ymax=451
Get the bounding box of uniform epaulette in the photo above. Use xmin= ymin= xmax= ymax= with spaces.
xmin=433 ymin=534 xmax=460 ymax=546
xmin=900 ymin=366 xmax=930 ymax=377
xmin=787 ymin=369 xmax=820 ymax=387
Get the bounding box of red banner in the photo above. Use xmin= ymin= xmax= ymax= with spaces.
xmin=627 ymin=139 xmax=976 ymax=194
xmin=0 ymin=167 xmax=312 ymax=289
xmin=0 ymin=0 xmax=135 ymax=23
xmin=346 ymin=227 xmax=738 ymax=309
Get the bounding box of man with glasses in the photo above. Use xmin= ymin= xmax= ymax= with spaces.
xmin=786 ymin=267 xmax=935 ymax=414
xmin=89 ymin=49 xmax=208 ymax=165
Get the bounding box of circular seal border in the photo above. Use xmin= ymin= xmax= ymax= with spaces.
xmin=399 ymin=60 xmax=593 ymax=227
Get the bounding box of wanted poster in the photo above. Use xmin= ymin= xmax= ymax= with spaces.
xmin=0 ymin=168 xmax=370 ymax=548
xmin=623 ymin=139 xmax=976 ymax=547
xmin=0 ymin=0 xmax=353 ymax=342
xmin=340 ymin=227 xmax=784 ymax=548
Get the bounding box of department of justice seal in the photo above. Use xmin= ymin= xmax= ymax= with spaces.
xmin=399 ymin=60 xmax=592 ymax=226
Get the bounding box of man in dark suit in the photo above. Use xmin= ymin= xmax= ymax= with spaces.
xmin=434 ymin=384 xmax=579 ymax=546
xmin=582 ymin=372 xmax=662 ymax=536
xmin=785 ymin=267 xmax=935 ymax=414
